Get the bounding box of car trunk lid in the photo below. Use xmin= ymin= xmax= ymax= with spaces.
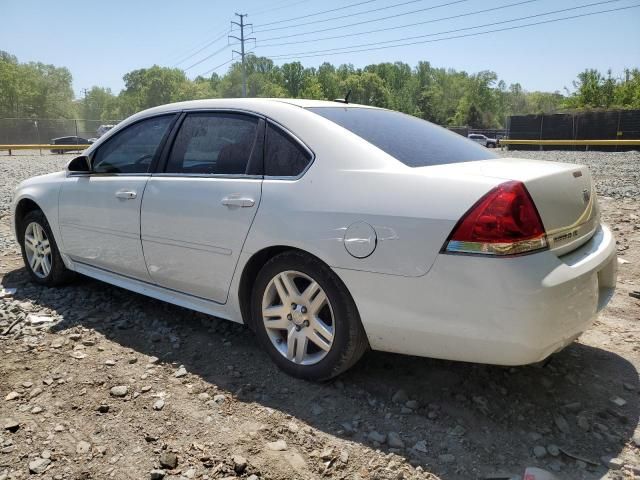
xmin=422 ymin=158 xmax=599 ymax=256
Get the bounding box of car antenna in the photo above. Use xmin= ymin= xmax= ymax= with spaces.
xmin=333 ymin=89 xmax=351 ymax=104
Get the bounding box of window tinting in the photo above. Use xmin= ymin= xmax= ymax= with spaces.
xmin=166 ymin=113 xmax=259 ymax=175
xmin=92 ymin=115 xmax=174 ymax=173
xmin=265 ymin=124 xmax=312 ymax=177
xmin=308 ymin=107 xmax=497 ymax=167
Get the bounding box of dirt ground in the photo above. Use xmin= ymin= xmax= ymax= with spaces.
xmin=0 ymin=152 xmax=638 ymax=480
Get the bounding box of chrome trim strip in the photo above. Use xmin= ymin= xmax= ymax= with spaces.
xmin=151 ymin=173 xmax=263 ymax=180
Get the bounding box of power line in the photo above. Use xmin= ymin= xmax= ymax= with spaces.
xmin=165 ymin=26 xmax=229 ymax=65
xmin=253 ymin=0 xmax=471 ymax=33
xmin=196 ymin=58 xmax=235 ymax=78
xmin=184 ymin=43 xmax=234 ymax=71
xmin=251 ymin=0 xmax=313 ymax=17
xmin=194 ymin=49 xmax=257 ymax=78
xmin=173 ymin=29 xmax=231 ymax=67
xmin=261 ymin=4 xmax=639 ymax=60
xmin=257 ymin=0 xmax=623 ymax=50
xmin=257 ymin=0 xmax=542 ymax=46
xmin=254 ymin=0 xmax=379 ymax=27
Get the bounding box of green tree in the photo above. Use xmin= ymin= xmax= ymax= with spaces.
xmin=121 ymin=65 xmax=190 ymax=113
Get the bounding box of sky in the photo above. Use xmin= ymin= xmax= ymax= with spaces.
xmin=2 ymin=0 xmax=639 ymax=98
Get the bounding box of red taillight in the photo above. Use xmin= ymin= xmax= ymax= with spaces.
xmin=444 ymin=180 xmax=547 ymax=256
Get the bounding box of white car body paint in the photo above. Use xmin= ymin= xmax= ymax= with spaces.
xmin=11 ymin=98 xmax=617 ymax=366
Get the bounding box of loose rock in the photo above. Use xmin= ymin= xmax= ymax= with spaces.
xmin=533 ymin=446 xmax=547 ymax=458
xmin=150 ymin=469 xmax=166 ymax=479
xmin=4 ymin=391 xmax=20 ymax=401
xmin=387 ymin=432 xmax=405 ymax=448
xmin=367 ymin=431 xmax=387 ymax=444
xmin=159 ymin=452 xmax=178 ymax=469
xmin=2 ymin=418 xmax=19 ymax=432
xmin=110 ymin=385 xmax=129 ymax=397
xmin=266 ymin=439 xmax=288 ymax=451
xmin=28 ymin=457 xmax=51 ymax=474
xmin=76 ymin=441 xmax=91 ymax=454
xmin=392 ymin=389 xmax=409 ymax=403
xmin=233 ymin=454 xmax=248 ymax=474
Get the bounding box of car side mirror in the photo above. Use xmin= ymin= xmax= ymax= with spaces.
xmin=67 ymin=155 xmax=91 ymax=173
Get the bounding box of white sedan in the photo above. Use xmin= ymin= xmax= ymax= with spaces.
xmin=12 ymin=99 xmax=617 ymax=380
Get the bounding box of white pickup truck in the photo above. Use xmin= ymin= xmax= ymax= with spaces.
xmin=468 ymin=133 xmax=498 ymax=148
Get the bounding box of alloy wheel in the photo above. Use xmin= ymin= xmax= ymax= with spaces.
xmin=24 ymin=222 xmax=52 ymax=279
xmin=262 ymin=270 xmax=335 ymax=365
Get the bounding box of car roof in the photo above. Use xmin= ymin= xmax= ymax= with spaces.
xmin=135 ymin=98 xmax=380 ymax=116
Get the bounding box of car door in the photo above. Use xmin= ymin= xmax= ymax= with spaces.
xmin=140 ymin=111 xmax=264 ymax=303
xmin=58 ymin=114 xmax=176 ymax=281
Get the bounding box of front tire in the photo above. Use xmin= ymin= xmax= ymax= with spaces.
xmin=251 ymin=251 xmax=368 ymax=381
xmin=19 ymin=210 xmax=74 ymax=286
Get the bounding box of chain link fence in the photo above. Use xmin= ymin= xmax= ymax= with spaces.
xmin=0 ymin=118 xmax=122 ymax=144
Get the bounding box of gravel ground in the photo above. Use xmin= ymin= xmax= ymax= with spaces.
xmin=0 ymin=151 xmax=638 ymax=480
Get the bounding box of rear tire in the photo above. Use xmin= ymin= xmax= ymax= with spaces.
xmin=251 ymin=250 xmax=368 ymax=381
xmin=19 ymin=209 xmax=74 ymax=286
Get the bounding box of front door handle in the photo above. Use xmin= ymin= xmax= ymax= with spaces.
xmin=115 ymin=190 xmax=137 ymax=199
xmin=221 ymin=195 xmax=255 ymax=208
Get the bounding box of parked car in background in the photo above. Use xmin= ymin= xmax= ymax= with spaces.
xmin=50 ymin=136 xmax=93 ymax=154
xmin=15 ymin=98 xmax=617 ymax=380
xmin=468 ymin=133 xmax=498 ymax=148
xmin=97 ymin=124 xmax=115 ymax=137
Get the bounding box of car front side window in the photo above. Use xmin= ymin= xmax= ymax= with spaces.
xmin=92 ymin=115 xmax=175 ymax=174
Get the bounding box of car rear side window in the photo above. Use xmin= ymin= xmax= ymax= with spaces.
xmin=307 ymin=107 xmax=496 ymax=167
xmin=265 ymin=123 xmax=312 ymax=177
xmin=92 ymin=115 xmax=174 ymax=174
xmin=166 ymin=113 xmax=260 ymax=175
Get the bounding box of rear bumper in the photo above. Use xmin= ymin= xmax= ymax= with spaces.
xmin=334 ymin=224 xmax=617 ymax=366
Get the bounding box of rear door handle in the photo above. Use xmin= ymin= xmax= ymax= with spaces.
xmin=221 ymin=195 xmax=255 ymax=208
xmin=115 ymin=190 xmax=137 ymax=199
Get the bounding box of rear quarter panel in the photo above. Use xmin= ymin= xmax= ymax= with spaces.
xmin=243 ymin=113 xmax=501 ymax=277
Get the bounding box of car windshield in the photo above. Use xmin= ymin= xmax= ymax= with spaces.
xmin=307 ymin=107 xmax=497 ymax=167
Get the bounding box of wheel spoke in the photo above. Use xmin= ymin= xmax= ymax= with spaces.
xmin=29 ymin=253 xmax=38 ymax=269
xmin=286 ymin=330 xmax=298 ymax=360
xmin=301 ymin=281 xmax=320 ymax=303
xmin=294 ymin=333 xmax=307 ymax=363
xmin=41 ymin=255 xmax=51 ymax=276
xmin=276 ymin=272 xmax=299 ymax=302
xmin=263 ymin=304 xmax=288 ymax=320
xmin=264 ymin=317 xmax=290 ymax=330
xmin=24 ymin=241 xmax=36 ymax=254
xmin=33 ymin=225 xmax=42 ymax=242
xmin=25 ymin=234 xmax=37 ymax=249
xmin=307 ymin=316 xmax=334 ymax=351
xmin=309 ymin=289 xmax=328 ymax=316
xmin=33 ymin=257 xmax=42 ymax=274
xmin=273 ymin=274 xmax=290 ymax=304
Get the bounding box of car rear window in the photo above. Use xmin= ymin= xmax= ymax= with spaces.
xmin=307 ymin=107 xmax=497 ymax=167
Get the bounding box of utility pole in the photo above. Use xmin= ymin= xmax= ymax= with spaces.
xmin=229 ymin=13 xmax=254 ymax=97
